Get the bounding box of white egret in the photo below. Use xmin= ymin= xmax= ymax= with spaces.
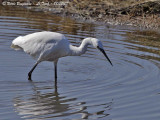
xmin=11 ymin=31 xmax=113 ymax=81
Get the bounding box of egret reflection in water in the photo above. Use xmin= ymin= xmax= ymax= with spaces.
xmin=13 ymin=81 xmax=112 ymax=119
xmin=13 ymin=82 xmax=72 ymax=118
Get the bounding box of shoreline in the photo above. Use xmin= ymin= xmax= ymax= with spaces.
xmin=1 ymin=0 xmax=160 ymax=29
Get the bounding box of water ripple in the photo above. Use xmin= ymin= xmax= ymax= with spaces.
xmin=0 ymin=6 xmax=160 ymax=120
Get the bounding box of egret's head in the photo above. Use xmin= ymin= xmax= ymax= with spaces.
xmin=90 ymin=38 xmax=102 ymax=48
xmin=90 ymin=38 xmax=113 ymax=66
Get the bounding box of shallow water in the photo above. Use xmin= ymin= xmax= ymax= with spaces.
xmin=0 ymin=6 xmax=160 ymax=120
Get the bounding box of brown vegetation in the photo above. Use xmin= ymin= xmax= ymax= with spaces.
xmin=1 ymin=0 xmax=160 ymax=28
xmin=66 ymin=0 xmax=160 ymax=28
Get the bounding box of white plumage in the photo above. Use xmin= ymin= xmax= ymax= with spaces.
xmin=11 ymin=31 xmax=112 ymax=81
xmin=12 ymin=31 xmax=69 ymax=60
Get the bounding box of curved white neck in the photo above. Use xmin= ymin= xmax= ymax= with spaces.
xmin=68 ymin=38 xmax=92 ymax=56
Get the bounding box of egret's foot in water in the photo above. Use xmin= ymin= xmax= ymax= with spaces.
xmin=28 ymin=72 xmax=32 ymax=81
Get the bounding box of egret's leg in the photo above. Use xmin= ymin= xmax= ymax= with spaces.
xmin=28 ymin=62 xmax=39 ymax=80
xmin=54 ymin=63 xmax=57 ymax=79
xmin=54 ymin=60 xmax=58 ymax=83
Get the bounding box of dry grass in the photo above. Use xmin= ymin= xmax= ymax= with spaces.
xmin=65 ymin=0 xmax=160 ymax=28
xmin=1 ymin=0 xmax=160 ymax=28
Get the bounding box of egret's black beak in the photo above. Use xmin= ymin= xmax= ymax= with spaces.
xmin=97 ymin=46 xmax=113 ymax=66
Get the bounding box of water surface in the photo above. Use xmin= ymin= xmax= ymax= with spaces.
xmin=0 ymin=6 xmax=160 ymax=120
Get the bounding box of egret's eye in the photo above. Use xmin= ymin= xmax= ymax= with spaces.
xmin=97 ymin=46 xmax=100 ymax=49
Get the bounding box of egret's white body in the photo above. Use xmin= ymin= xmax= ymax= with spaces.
xmin=11 ymin=31 xmax=112 ymax=81
xmin=12 ymin=32 xmax=70 ymax=61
